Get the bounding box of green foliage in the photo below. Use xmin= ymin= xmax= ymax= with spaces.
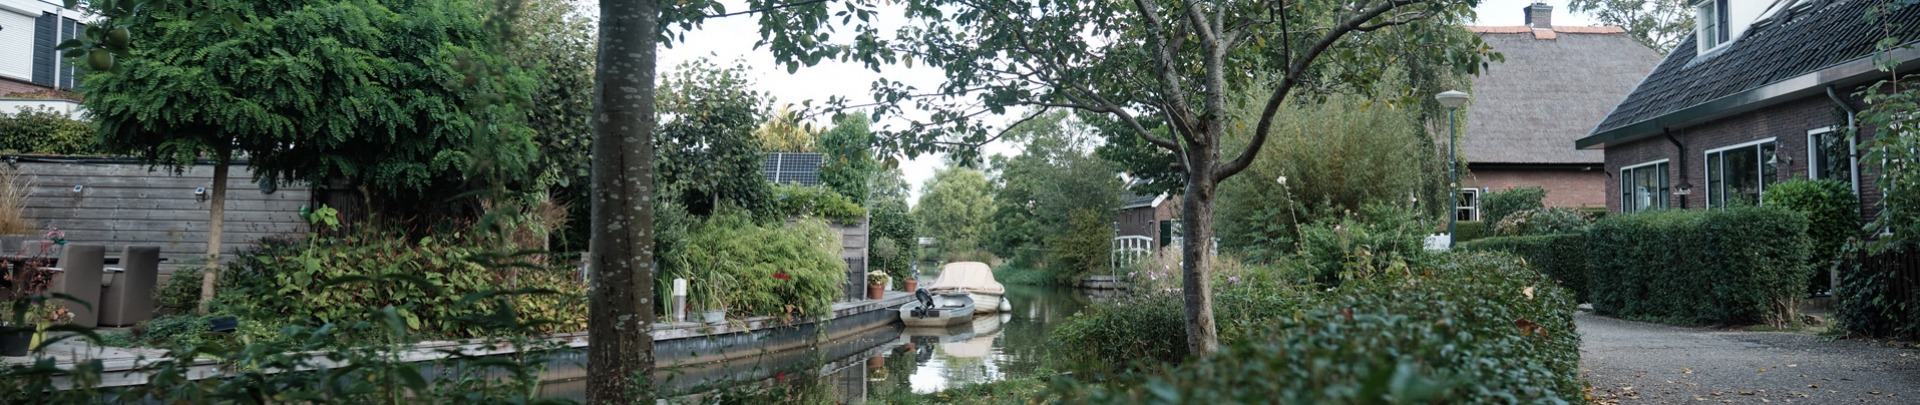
xmin=915 ymin=166 xmax=995 ymax=255
xmin=1453 ymin=220 xmax=1489 ymax=243
xmin=1042 ymin=209 xmax=1117 ymax=285
xmin=1586 ymin=207 xmax=1812 ymax=326
xmin=1458 ymin=233 xmax=1592 ymax=303
xmin=134 ymin=314 xmax=215 ymax=348
xmin=1567 ymin=0 xmax=1696 ymax=53
xmin=819 ymin=112 xmax=877 ymax=205
xmin=1835 ymin=250 xmax=1920 ymax=340
xmin=0 ymin=107 xmax=98 ymax=155
xmin=1296 ymin=204 xmax=1429 ymax=287
xmin=1492 ymin=207 xmax=1593 ymax=236
xmin=217 ymin=229 xmax=588 ymax=340
xmin=1763 ymin=179 xmax=1859 ymax=294
xmin=769 ymin=184 xmax=866 ymax=224
xmin=755 ymin=106 xmax=818 ymax=153
xmin=1049 ymin=253 xmax=1581 ymax=403
xmin=868 ymin=170 xmax=919 ymax=282
xmin=1480 ymin=187 xmax=1546 ymax=227
xmin=678 ymin=211 xmax=847 ymax=319
xmin=1217 ymin=94 xmax=1432 ymax=263
xmin=1053 ymin=255 xmax=1311 ymax=371
xmin=655 ymin=59 xmax=774 ymax=218
xmin=511 ymin=0 xmax=599 ymax=251
xmin=990 ymin=264 xmax=1056 ymax=286
xmin=83 ymin=0 xmax=540 ymax=220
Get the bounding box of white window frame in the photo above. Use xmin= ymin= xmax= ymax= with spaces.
xmin=1621 ymin=159 xmax=1671 ymax=213
xmin=1704 ymin=137 xmax=1778 ymax=208
xmin=1806 ymin=126 xmax=1860 ymax=195
xmin=1694 ymin=0 xmax=1732 ymax=55
xmin=1457 ymin=188 xmax=1481 ymax=222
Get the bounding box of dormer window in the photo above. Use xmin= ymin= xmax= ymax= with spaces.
xmin=1695 ymin=0 xmax=1731 ymax=52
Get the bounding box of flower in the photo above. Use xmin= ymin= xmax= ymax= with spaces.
xmin=1228 ymin=276 xmax=1241 ymax=284
xmin=773 ymin=271 xmax=790 ymax=281
xmin=1276 ymin=176 xmax=1287 ymax=185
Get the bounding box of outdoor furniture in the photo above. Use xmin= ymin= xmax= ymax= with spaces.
xmin=47 ymin=244 xmax=105 ymax=328
xmin=98 ymin=246 xmax=160 ymax=327
xmin=16 ymin=240 xmax=59 ymax=260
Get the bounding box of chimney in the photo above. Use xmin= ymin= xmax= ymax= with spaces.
xmin=1524 ymin=2 xmax=1553 ymax=29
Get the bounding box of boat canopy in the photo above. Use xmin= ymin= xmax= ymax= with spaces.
xmin=928 ymin=262 xmax=1005 ymax=295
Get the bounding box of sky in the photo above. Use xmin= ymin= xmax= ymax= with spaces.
xmin=651 ymin=1 xmax=1599 ymax=203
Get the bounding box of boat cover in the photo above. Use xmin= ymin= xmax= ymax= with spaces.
xmin=928 ymin=262 xmax=1005 ymax=295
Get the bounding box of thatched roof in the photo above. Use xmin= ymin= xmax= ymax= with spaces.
xmin=1459 ymin=26 xmax=1660 ymax=164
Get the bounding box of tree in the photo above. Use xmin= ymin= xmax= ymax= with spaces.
xmin=81 ymin=0 xmax=536 ymax=313
xmin=820 ymin=112 xmax=878 ymax=205
xmin=986 ymin=112 xmax=1122 ymax=280
xmin=1568 ymin=0 xmax=1694 ymax=53
xmin=869 ymin=167 xmax=919 ymax=281
xmin=585 ymin=0 xmax=659 ymax=400
xmin=802 ymin=0 xmax=1490 ymax=354
xmin=511 ymin=0 xmax=600 ymax=251
xmin=915 ymin=167 xmax=995 ymax=256
xmin=757 ymin=105 xmax=819 ymax=153
xmin=654 ymin=60 xmax=775 ymax=218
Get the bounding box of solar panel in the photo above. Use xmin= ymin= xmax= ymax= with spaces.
xmin=763 ymin=153 xmax=825 ymax=186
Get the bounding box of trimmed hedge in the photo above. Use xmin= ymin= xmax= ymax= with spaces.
xmin=1458 ymin=233 xmax=1590 ymax=303
xmin=1049 ymin=252 xmax=1583 ymax=403
xmin=1482 ymin=187 xmax=1546 ymax=226
xmin=1453 ymin=220 xmax=1489 ymax=243
xmin=1586 ymin=207 xmax=1812 ymax=326
xmin=1762 ymin=179 xmax=1859 ymax=295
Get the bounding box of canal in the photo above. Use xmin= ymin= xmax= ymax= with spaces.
xmin=530 ymin=283 xmax=1097 ymax=402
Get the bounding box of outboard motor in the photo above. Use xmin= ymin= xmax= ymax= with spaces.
xmin=912 ymin=288 xmax=935 ymax=317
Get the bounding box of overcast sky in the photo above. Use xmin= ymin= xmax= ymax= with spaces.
xmin=650 ymin=1 xmax=1599 ymax=203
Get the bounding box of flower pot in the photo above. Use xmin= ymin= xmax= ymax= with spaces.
xmin=867 ymin=355 xmax=884 ymax=370
xmin=701 ymin=310 xmax=726 ymax=324
xmin=1 ymin=328 xmax=29 ymax=356
xmin=902 ymin=279 xmax=917 ymax=292
xmin=867 ymin=284 xmax=884 ymax=299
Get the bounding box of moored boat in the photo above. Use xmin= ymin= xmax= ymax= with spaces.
xmin=927 ymin=261 xmax=1010 ymax=313
xmin=899 ymin=289 xmax=975 ymax=327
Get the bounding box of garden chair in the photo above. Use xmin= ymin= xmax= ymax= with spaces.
xmin=99 ymin=246 xmax=160 ymax=327
xmin=47 ymin=244 xmax=104 ymax=328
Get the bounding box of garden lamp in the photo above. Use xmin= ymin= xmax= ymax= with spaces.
xmin=1436 ymin=90 xmax=1469 ymax=245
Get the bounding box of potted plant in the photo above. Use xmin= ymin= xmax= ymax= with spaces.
xmin=902 ymin=267 xmax=918 ymax=292
xmin=1 ymin=242 xmax=59 ymax=356
xmin=698 ymin=272 xmax=733 ymax=324
xmin=25 ymin=299 xmax=71 ymax=351
xmin=867 ymin=271 xmax=889 ymax=299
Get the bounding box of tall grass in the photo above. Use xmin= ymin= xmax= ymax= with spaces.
xmin=0 ymin=167 xmax=34 ymax=235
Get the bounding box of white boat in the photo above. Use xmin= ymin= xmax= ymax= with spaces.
xmin=899 ymin=289 xmax=975 ymax=327
xmin=928 ymin=262 xmax=1010 ymax=313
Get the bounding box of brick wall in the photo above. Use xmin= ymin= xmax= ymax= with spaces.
xmin=0 ymin=75 xmax=52 ymax=97
xmin=1598 ymin=93 xmax=1875 ymax=217
xmin=1464 ymin=168 xmax=1608 ymax=208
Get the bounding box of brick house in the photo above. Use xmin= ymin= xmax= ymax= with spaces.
xmin=1452 ymin=3 xmax=1661 ymax=221
xmin=1576 ymin=0 xmax=1920 ymax=218
xmin=1115 ymin=193 xmax=1176 ymax=250
xmin=0 ymin=0 xmax=86 ymax=114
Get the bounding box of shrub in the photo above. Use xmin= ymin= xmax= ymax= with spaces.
xmin=1492 ymin=207 xmax=1592 ymax=236
xmin=679 ymin=211 xmax=846 ymax=319
xmin=1459 ymin=233 xmax=1590 ymax=303
xmin=1046 ymin=252 xmax=1583 ymax=403
xmin=1481 ymin=187 xmax=1546 ymax=226
xmin=217 ymin=229 xmax=588 ymax=340
xmin=1586 ymin=207 xmax=1812 ymax=326
xmin=0 ymin=106 xmax=97 ymax=155
xmin=1836 ymin=249 xmax=1920 ymax=340
xmin=1297 ymin=203 xmax=1428 ymax=286
xmin=1762 ymin=179 xmax=1859 ymax=295
xmin=1452 ymin=220 xmax=1489 ymax=243
xmin=769 ymin=184 xmax=866 ymax=224
xmin=1052 ymin=258 xmax=1313 ymax=373
xmin=1042 ymin=209 xmax=1115 ymax=285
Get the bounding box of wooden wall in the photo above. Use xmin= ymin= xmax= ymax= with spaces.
xmin=7 ymin=158 xmax=310 ymax=276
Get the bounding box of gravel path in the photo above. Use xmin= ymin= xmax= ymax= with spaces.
xmin=1580 ymin=313 xmax=1920 ymax=403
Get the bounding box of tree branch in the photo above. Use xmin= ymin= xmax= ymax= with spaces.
xmin=704 ymin=0 xmax=833 ymax=18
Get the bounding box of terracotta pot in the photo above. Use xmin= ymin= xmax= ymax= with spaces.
xmin=867 ymin=284 xmax=884 ymax=299
xmin=867 ymin=355 xmax=885 ymax=370
xmin=902 ymin=279 xmax=917 ymax=292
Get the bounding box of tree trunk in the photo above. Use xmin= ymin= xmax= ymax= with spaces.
xmin=587 ymin=0 xmax=659 ymax=402
xmin=1180 ymin=160 xmax=1219 ymax=355
xmin=196 ymin=151 xmax=229 ymax=314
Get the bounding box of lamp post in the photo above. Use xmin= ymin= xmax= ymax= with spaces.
xmin=1436 ymin=90 xmax=1470 ymax=245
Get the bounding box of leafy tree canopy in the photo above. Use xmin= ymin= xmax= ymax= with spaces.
xmin=914 ymin=166 xmax=994 ymax=254
xmin=820 ymin=112 xmax=878 ymax=205
xmin=1567 ymin=0 xmax=1694 ymax=53
xmin=654 ymin=59 xmax=774 ymax=218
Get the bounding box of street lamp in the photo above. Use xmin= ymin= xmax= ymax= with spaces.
xmin=1435 ymin=90 xmax=1469 ymax=245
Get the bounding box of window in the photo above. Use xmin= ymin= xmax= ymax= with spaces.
xmin=1695 ymin=0 xmax=1730 ymax=52
xmin=1456 ymin=188 xmax=1480 ymax=222
xmin=1808 ymin=127 xmax=1857 ymax=190
xmin=1705 ymin=139 xmax=1778 ymax=208
xmin=1621 ymin=160 xmax=1670 ymax=213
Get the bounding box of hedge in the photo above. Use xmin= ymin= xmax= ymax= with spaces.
xmin=1458 ymin=233 xmax=1590 ymax=303
xmin=1049 ymin=252 xmax=1583 ymax=403
xmin=1586 ymin=207 xmax=1812 ymax=326
xmin=1482 ymin=187 xmax=1546 ymax=226
xmin=1453 ymin=220 xmax=1489 ymax=243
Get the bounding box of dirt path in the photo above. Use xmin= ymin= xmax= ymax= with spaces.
xmin=1579 ymin=313 xmax=1920 ymax=403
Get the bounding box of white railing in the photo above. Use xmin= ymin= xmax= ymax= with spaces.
xmin=1111 ymin=235 xmax=1155 ymax=271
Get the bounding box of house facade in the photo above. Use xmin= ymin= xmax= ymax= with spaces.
xmin=1116 ymin=193 xmax=1176 ymax=249
xmin=1453 ymin=3 xmax=1661 ymax=221
xmin=0 ymin=0 xmax=86 ymax=114
xmin=1577 ymin=0 xmax=1919 ymax=218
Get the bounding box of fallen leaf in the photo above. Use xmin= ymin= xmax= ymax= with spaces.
xmin=1523 ymin=286 xmax=1535 ymax=299
xmin=1683 ymin=367 xmax=1693 ymax=374
xmin=1809 ymin=384 xmax=1819 ymax=388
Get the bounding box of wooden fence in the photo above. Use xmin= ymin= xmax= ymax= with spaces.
xmin=1853 ymin=249 xmax=1920 ymax=339
xmin=5 ymin=156 xmax=310 ymax=280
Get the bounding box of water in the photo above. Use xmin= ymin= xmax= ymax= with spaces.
xmin=528 ymin=284 xmax=1096 ymax=402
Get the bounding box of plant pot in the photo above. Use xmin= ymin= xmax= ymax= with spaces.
xmin=867 ymin=355 xmax=884 ymax=370
xmin=701 ymin=310 xmax=726 ymax=324
xmin=867 ymin=284 xmax=884 ymax=299
xmin=902 ymin=279 xmax=917 ymax=292
xmin=0 ymin=328 xmax=29 ymax=357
